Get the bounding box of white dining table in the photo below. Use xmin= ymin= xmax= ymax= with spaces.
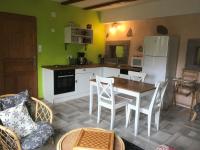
xmin=89 ymin=77 xmax=155 ymax=136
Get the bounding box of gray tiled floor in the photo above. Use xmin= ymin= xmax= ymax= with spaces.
xmin=38 ymin=96 xmax=200 ymax=150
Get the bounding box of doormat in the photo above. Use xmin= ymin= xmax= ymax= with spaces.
xmin=122 ymin=138 xmax=144 ymax=150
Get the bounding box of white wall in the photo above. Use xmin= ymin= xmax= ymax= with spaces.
xmin=101 ymin=0 xmax=200 ymax=23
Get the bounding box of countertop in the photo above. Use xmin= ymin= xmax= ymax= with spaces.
xmin=41 ymin=64 xmax=142 ymax=71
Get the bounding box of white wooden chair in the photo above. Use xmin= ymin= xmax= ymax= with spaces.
xmin=125 ymin=80 xmax=168 ymax=136
xmin=116 ymin=71 xmax=147 ymax=101
xmin=128 ymin=71 xmax=146 ymax=82
xmin=96 ymin=76 xmax=127 ymax=130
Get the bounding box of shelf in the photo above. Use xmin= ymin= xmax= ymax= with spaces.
xmin=65 ymin=26 xmax=93 ymax=45
xmin=72 ymin=35 xmax=92 ymax=38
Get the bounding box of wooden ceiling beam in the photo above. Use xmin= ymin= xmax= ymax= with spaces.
xmin=83 ymin=0 xmax=138 ymax=10
xmin=61 ymin=0 xmax=86 ymax=5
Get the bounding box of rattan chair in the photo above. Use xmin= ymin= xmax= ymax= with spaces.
xmin=0 ymin=94 xmax=53 ymax=150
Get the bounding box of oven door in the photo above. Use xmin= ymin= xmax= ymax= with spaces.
xmin=54 ymin=69 xmax=75 ymax=95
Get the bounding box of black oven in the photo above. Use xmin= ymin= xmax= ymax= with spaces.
xmin=54 ymin=69 xmax=75 ymax=95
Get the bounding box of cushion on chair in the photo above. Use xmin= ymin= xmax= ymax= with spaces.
xmin=21 ymin=122 xmax=54 ymax=150
xmin=0 ymin=102 xmax=38 ymax=138
xmin=156 ymin=145 xmax=176 ymax=150
xmin=193 ymin=103 xmax=200 ymax=115
xmin=0 ymin=90 xmax=29 ymax=110
xmin=0 ymin=103 xmax=2 ymax=111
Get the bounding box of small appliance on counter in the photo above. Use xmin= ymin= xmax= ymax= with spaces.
xmin=77 ymin=52 xmax=87 ymax=65
xmin=130 ymin=56 xmax=143 ymax=68
xmin=130 ymin=56 xmax=143 ymax=72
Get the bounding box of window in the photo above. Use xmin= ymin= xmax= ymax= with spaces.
xmin=186 ymin=39 xmax=200 ymax=70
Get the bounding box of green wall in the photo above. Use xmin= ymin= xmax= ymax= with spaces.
xmin=0 ymin=0 xmax=105 ymax=98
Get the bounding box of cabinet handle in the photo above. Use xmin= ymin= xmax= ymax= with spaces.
xmin=93 ymin=73 xmax=95 ymax=76
xmin=75 ymin=80 xmax=77 ymax=83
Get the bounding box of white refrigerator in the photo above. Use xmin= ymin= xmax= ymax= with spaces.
xmin=143 ymin=36 xmax=179 ymax=109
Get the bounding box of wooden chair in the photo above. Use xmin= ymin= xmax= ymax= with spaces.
xmin=126 ymin=81 xmax=168 ymax=136
xmin=191 ymin=89 xmax=200 ymax=121
xmin=96 ymin=76 xmax=127 ymax=130
xmin=0 ymin=94 xmax=53 ymax=150
xmin=174 ymin=69 xmax=198 ymax=118
xmin=128 ymin=71 xmax=146 ymax=82
xmin=116 ymin=71 xmax=147 ymax=101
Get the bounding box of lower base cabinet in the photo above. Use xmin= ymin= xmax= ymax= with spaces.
xmin=75 ymin=68 xmax=102 ymax=97
xmin=103 ymin=67 xmax=120 ymax=77
xmin=76 ymin=72 xmax=92 ymax=96
xmin=43 ymin=67 xmax=118 ymax=103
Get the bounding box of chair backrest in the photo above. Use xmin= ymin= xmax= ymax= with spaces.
xmin=96 ymin=76 xmax=115 ymax=105
xmin=149 ymin=83 xmax=161 ymax=111
xmin=182 ymin=69 xmax=198 ymax=81
xmin=149 ymin=80 xmax=168 ymax=111
xmin=160 ymin=80 xmax=168 ymax=105
xmin=128 ymin=71 xmax=146 ymax=82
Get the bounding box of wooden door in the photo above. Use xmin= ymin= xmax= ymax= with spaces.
xmin=0 ymin=12 xmax=37 ymax=97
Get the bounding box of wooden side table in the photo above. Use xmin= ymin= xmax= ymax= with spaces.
xmin=57 ymin=128 xmax=125 ymax=150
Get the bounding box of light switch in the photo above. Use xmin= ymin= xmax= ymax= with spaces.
xmin=51 ymin=11 xmax=56 ymax=18
xmin=51 ymin=28 xmax=55 ymax=33
xmin=38 ymin=44 xmax=42 ymax=53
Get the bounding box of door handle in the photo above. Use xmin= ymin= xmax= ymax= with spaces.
xmin=33 ymin=56 xmax=37 ymax=70
xmin=57 ymin=75 xmax=74 ymax=78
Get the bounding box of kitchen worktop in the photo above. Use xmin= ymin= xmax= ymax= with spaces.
xmin=42 ymin=64 xmax=142 ymax=71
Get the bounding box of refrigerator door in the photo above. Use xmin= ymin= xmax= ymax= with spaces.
xmin=143 ymin=56 xmax=167 ymax=84
xmin=157 ymin=36 xmax=169 ymax=57
xmin=144 ymin=36 xmax=160 ymax=56
xmin=144 ymin=36 xmax=169 ymax=57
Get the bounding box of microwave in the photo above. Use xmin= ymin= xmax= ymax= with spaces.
xmin=131 ymin=57 xmax=143 ymax=67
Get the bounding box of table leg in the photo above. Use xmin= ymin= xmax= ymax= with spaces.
xmin=134 ymin=94 xmax=140 ymax=136
xmin=89 ymin=83 xmax=93 ymax=115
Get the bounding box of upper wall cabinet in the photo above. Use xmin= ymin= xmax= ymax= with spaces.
xmin=64 ymin=27 xmax=93 ymax=44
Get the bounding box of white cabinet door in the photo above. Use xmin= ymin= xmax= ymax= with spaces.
xmin=103 ymin=67 xmax=120 ymax=77
xmin=42 ymin=69 xmax=54 ymax=103
xmin=87 ymin=68 xmax=102 ymax=78
xmin=76 ymin=72 xmax=92 ymax=96
xmin=75 ymin=68 xmax=102 ymax=96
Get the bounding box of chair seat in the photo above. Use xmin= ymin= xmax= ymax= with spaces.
xmin=115 ymin=93 xmax=136 ymax=101
xmin=193 ymin=103 xmax=200 ymax=115
xmin=128 ymin=98 xmax=151 ymax=114
xmin=21 ymin=122 xmax=54 ymax=150
xmin=100 ymin=96 xmax=127 ymax=109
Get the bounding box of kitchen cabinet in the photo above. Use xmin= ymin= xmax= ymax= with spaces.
xmin=102 ymin=67 xmax=120 ymax=77
xmin=42 ymin=66 xmax=121 ymax=103
xmin=76 ymin=72 xmax=91 ymax=96
xmin=75 ymin=68 xmax=102 ymax=97
xmin=42 ymin=68 xmax=77 ymax=103
xmin=64 ymin=27 xmax=93 ymax=44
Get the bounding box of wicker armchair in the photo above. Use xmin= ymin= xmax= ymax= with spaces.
xmin=0 ymin=94 xmax=53 ymax=150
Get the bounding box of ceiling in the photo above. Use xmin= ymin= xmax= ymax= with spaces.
xmin=54 ymin=0 xmax=158 ymax=11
